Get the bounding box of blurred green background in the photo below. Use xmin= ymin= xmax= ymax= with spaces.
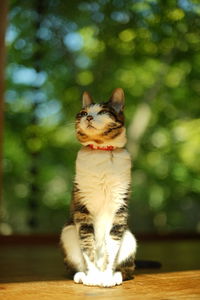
xmin=2 ymin=0 xmax=200 ymax=235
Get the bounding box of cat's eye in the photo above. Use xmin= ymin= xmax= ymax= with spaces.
xmin=78 ymin=111 xmax=87 ymax=117
xmin=98 ymin=110 xmax=108 ymax=115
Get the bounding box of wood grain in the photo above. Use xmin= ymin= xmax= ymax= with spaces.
xmin=0 ymin=271 xmax=200 ymax=300
xmin=0 ymin=239 xmax=200 ymax=299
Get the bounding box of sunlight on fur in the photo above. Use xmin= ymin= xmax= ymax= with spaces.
xmin=60 ymin=88 xmax=137 ymax=287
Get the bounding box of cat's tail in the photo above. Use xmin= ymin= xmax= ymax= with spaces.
xmin=135 ymin=260 xmax=162 ymax=269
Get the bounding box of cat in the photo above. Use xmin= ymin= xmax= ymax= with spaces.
xmin=60 ymin=88 xmax=137 ymax=287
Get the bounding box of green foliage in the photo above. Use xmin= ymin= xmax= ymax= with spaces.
xmin=3 ymin=0 xmax=200 ymax=234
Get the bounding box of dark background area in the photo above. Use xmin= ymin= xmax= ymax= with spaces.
xmin=1 ymin=0 xmax=200 ymax=235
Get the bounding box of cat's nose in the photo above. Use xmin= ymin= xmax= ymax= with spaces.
xmin=86 ymin=115 xmax=93 ymax=121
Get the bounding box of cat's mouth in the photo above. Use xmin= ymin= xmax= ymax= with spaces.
xmin=87 ymin=124 xmax=96 ymax=129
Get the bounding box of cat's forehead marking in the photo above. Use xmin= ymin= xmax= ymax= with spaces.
xmin=87 ymin=104 xmax=102 ymax=114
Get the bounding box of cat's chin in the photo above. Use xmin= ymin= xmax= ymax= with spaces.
xmin=79 ymin=127 xmax=127 ymax=148
xmin=87 ymin=124 xmax=96 ymax=129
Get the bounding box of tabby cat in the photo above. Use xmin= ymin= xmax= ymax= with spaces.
xmin=60 ymin=88 xmax=137 ymax=287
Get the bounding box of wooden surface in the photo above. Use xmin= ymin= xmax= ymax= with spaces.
xmin=0 ymin=238 xmax=200 ymax=299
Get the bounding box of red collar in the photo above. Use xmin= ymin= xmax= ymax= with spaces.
xmin=88 ymin=144 xmax=115 ymax=151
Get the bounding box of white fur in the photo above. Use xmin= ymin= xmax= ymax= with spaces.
xmin=117 ymin=230 xmax=137 ymax=264
xmin=61 ymin=134 xmax=137 ymax=287
xmin=74 ymin=270 xmax=122 ymax=287
xmin=75 ymin=147 xmax=131 ymax=215
xmin=61 ymin=225 xmax=85 ymax=272
xmin=75 ymin=147 xmax=134 ymax=286
xmin=80 ymin=104 xmax=110 ymax=131
xmin=61 ymin=225 xmax=136 ymax=287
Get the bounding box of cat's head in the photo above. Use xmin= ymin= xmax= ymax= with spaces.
xmin=75 ymin=88 xmax=127 ymax=148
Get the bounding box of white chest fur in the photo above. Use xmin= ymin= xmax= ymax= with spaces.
xmin=75 ymin=147 xmax=131 ymax=217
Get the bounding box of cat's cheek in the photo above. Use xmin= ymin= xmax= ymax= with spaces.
xmin=94 ymin=117 xmax=111 ymax=128
xmin=79 ymin=119 xmax=86 ymax=129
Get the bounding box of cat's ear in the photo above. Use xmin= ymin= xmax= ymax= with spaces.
xmin=108 ymin=88 xmax=125 ymax=112
xmin=82 ymin=91 xmax=93 ymax=107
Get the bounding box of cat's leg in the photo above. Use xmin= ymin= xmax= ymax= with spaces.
xmin=60 ymin=224 xmax=86 ymax=282
xmin=61 ymin=222 xmax=102 ymax=286
xmin=73 ymin=210 xmax=105 ymax=286
xmin=94 ymin=213 xmax=127 ymax=287
xmin=94 ymin=200 xmax=136 ymax=287
xmin=99 ymin=234 xmax=124 ymax=287
xmin=70 ymin=188 xmax=104 ymax=286
xmin=97 ymin=229 xmax=136 ymax=287
xmin=116 ymin=229 xmax=137 ymax=281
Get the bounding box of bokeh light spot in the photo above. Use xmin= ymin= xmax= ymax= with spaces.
xmin=76 ymin=71 xmax=94 ymax=86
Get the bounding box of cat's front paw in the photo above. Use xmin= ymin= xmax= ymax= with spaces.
xmin=74 ymin=272 xmax=86 ymax=284
xmin=100 ymin=271 xmax=123 ymax=287
xmin=82 ymin=270 xmax=102 ymax=286
xmin=74 ymin=270 xmax=123 ymax=287
xmin=113 ymin=271 xmax=123 ymax=285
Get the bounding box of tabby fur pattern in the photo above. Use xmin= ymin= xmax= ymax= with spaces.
xmin=60 ymin=88 xmax=137 ymax=287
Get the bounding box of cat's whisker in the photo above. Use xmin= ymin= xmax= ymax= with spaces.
xmin=65 ymin=122 xmax=76 ymax=127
